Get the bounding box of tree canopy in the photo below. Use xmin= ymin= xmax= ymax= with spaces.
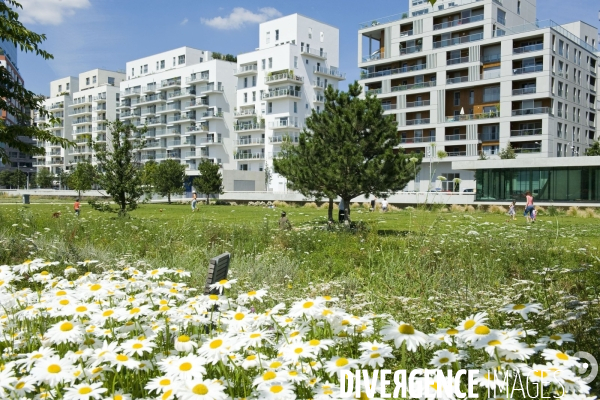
xmin=193 ymin=160 xmax=224 ymax=204
xmin=499 ymin=144 xmax=517 ymax=159
xmin=35 ymin=167 xmax=53 ymax=188
xmin=68 ymin=161 xmax=96 ymax=198
xmin=92 ymin=121 xmax=145 ymax=216
xmin=585 ymin=141 xmax=600 ymax=156
xmin=0 ymin=0 xmax=71 ymax=163
xmin=151 ymin=159 xmax=186 ymax=204
xmin=274 ymin=82 xmax=421 ymax=221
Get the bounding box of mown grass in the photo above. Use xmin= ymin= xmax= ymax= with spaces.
xmin=1 ymin=202 xmax=600 ymax=389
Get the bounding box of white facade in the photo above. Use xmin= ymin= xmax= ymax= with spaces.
xmin=358 ymin=0 xmax=599 ymax=192
xmin=234 ymin=14 xmax=344 ymax=192
xmin=119 ymin=49 xmax=236 ymax=173
xmin=35 ymin=69 xmax=125 ymax=174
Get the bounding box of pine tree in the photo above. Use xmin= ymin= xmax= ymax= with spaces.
xmin=0 ymin=1 xmax=71 ymax=163
xmin=68 ymin=161 xmax=96 ymax=198
xmin=193 ymin=160 xmax=224 ymax=205
xmin=92 ymin=121 xmax=145 ymax=216
xmin=274 ymin=82 xmax=421 ymax=222
xmin=152 ymin=159 xmax=186 ymax=204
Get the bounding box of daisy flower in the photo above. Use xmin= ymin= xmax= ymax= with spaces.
xmin=177 ymin=378 xmax=228 ymax=400
xmin=208 ymin=278 xmax=238 ymax=294
xmin=174 ymin=335 xmax=198 ymax=353
xmin=429 ymin=349 xmax=457 ymax=368
xmin=258 ymin=382 xmax=297 ymax=400
xmin=159 ymin=355 xmax=207 ymax=380
xmin=288 ymin=298 xmax=325 ymax=318
xmin=63 ymin=382 xmax=107 ymax=400
xmin=457 ymin=312 xmax=488 ymax=331
xmin=15 ymin=347 xmax=56 ymax=370
xmin=107 ymin=353 xmax=140 ymax=372
xmin=324 ymin=356 xmax=359 ymax=376
xmin=122 ymin=337 xmax=156 ymax=357
xmin=542 ymin=349 xmax=581 ymax=368
xmin=380 ymin=320 xmax=429 ymax=351
xmin=146 ymin=376 xmax=174 ymax=394
xmin=539 ymin=333 xmax=575 ymax=346
xmin=30 ymin=356 xmax=75 ymax=386
xmin=500 ymin=303 xmax=543 ymax=320
xmin=237 ymin=289 xmax=268 ymax=304
xmin=472 ymin=370 xmax=506 ymax=391
xmin=280 ymin=341 xmax=316 ymax=362
xmin=45 ymin=320 xmax=84 ymax=345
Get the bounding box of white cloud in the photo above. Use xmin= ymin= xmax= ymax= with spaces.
xmin=17 ymin=0 xmax=91 ymax=25
xmin=180 ymin=18 xmax=189 ymax=26
xmin=201 ymin=7 xmax=282 ymax=30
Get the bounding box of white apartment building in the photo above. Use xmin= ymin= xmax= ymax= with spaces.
xmin=234 ymin=14 xmax=344 ymax=192
xmin=35 ymin=69 xmax=125 ymax=174
xmin=358 ymin=0 xmax=599 ymax=192
xmin=119 ymin=47 xmax=238 ymax=175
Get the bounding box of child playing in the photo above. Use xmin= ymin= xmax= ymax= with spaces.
xmin=74 ymin=198 xmax=80 ymax=217
xmin=507 ymin=200 xmax=516 ymax=221
xmin=531 ymin=207 xmax=537 ymax=223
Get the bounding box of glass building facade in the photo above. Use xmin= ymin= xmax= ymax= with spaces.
xmin=476 ymin=167 xmax=600 ymax=202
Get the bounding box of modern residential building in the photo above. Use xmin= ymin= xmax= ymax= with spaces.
xmin=358 ymin=0 xmax=600 ymax=192
xmin=34 ymin=69 xmax=125 ymax=175
xmin=118 ymin=47 xmax=239 ymax=176
xmin=235 ymin=14 xmax=344 ymax=192
xmin=0 ymin=36 xmax=36 ymax=175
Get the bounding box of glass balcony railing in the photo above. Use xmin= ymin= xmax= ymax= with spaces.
xmin=446 ymin=151 xmax=468 ymax=157
xmin=512 ymin=87 xmax=537 ymax=96
xmin=445 ymin=134 xmax=467 ymax=141
xmin=400 ymin=45 xmax=422 ymax=55
xmin=433 ymin=32 xmax=484 ymax=49
xmin=406 ymin=118 xmax=430 ymax=125
xmin=433 ymin=14 xmax=484 ymax=30
xmin=445 ymin=111 xmax=499 ymax=122
xmin=511 ymin=107 xmax=552 ymax=116
xmin=361 ymin=64 xmax=427 ymax=79
xmin=513 ymin=65 xmax=543 ymax=75
xmin=513 ymin=43 xmax=543 ymax=54
xmin=511 ymin=128 xmax=542 ymax=136
xmin=400 ymin=136 xmax=435 ymax=143
xmin=482 ymin=54 xmax=501 ymax=63
xmin=406 ymin=100 xmax=430 ymax=108
xmin=391 ymin=81 xmax=436 ymax=92
xmin=447 ymin=56 xmax=469 ymax=65
xmin=446 ymin=76 xmax=469 ymax=84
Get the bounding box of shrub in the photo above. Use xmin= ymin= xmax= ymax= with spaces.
xmin=214 ymin=200 xmax=231 ymax=206
xmin=450 ymin=204 xmax=466 ymax=212
xmin=273 ymin=200 xmax=289 ymax=208
xmin=584 ymin=208 xmax=598 ymax=218
xmin=566 ymin=206 xmax=585 ymax=218
xmin=350 ymin=202 xmax=360 ymax=209
xmin=547 ymin=205 xmax=559 ymax=216
xmin=488 ymin=205 xmax=507 ymax=214
xmin=465 ymin=205 xmax=475 ymax=212
xmin=303 ymin=202 xmax=318 ymax=209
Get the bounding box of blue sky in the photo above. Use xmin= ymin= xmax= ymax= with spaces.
xmin=16 ymin=0 xmax=600 ymax=96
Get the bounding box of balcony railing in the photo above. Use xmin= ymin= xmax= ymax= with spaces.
xmin=270 ymin=134 xmax=300 ymax=144
xmin=265 ymin=73 xmax=304 ymax=84
xmin=446 ymin=151 xmax=467 ymax=157
xmin=361 ymin=64 xmax=427 ymax=80
xmin=268 ymin=120 xmax=301 ymax=129
xmin=234 ymin=153 xmax=264 ymax=160
xmin=513 ymin=147 xmax=541 ymax=154
xmin=446 ymin=76 xmax=469 ymax=84
xmin=511 ymin=128 xmax=542 ymax=136
xmin=406 ymin=100 xmax=430 ymax=108
xmin=512 ymin=87 xmax=537 ymax=96
xmin=235 ymin=109 xmax=256 ymax=117
xmin=234 ymin=123 xmax=265 ymax=132
xmin=161 ymin=78 xmax=181 ymax=88
xmin=168 ymin=89 xmax=196 ymax=99
xmin=513 ymin=43 xmax=543 ymax=54
xmin=186 ymin=125 xmax=209 ymax=133
xmin=313 ymin=66 xmax=345 ymax=79
xmin=236 ymin=65 xmax=258 ymax=74
xmin=513 ymin=65 xmax=543 ymax=75
xmin=382 ymin=103 xmax=396 ymax=110
xmin=400 ymin=30 xmax=414 ymax=37
xmin=198 ymin=137 xmax=222 ymax=145
xmin=433 ymin=14 xmax=484 ymax=30
xmin=511 ymin=107 xmax=552 ymax=116
xmin=391 ymin=81 xmax=436 ymax=92
xmin=197 ymin=83 xmax=224 ymax=93
xmin=314 ymin=95 xmax=325 ymax=102
xmin=482 ymin=54 xmax=501 ymax=63
xmin=445 ymin=134 xmax=467 ymax=141
xmin=300 ymin=46 xmax=327 ymax=58
xmin=262 ymin=89 xmax=301 ymax=99
xmin=480 ymin=133 xmax=499 ymax=141
xmin=186 ymin=73 xmax=210 ymax=83
xmin=400 ymin=45 xmax=423 ymax=55
xmin=447 ymin=56 xmax=469 ymax=65
xmin=201 ymin=111 xmax=223 ymax=118
xmin=400 ymin=136 xmax=435 ymax=143
xmin=144 ymin=84 xmax=157 ymax=92
xmin=186 ymin=99 xmax=209 ymax=108
xmin=406 ymin=118 xmax=430 ymax=125
xmin=445 ymin=111 xmax=499 ymax=122
xmin=236 ymin=138 xmax=265 ymax=146
xmin=433 ymin=32 xmax=484 ymax=49
xmin=140 ymin=94 xmax=167 ymax=103
xmin=362 ymin=52 xmax=383 ymax=62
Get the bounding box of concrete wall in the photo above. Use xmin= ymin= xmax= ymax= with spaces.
xmin=222 ymin=170 xmax=266 ymax=192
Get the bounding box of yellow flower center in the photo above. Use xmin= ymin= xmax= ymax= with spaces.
xmin=179 ymin=362 xmax=192 ymax=371
xmin=162 ymin=389 xmax=172 ymax=400
xmin=550 ymin=335 xmax=562 ymax=340
xmin=270 ymin=385 xmax=284 ymax=393
xmin=512 ymin=304 xmax=526 ymax=310
xmin=102 ymin=310 xmax=114 ymax=317
xmin=475 ymin=326 xmax=491 ymax=335
xmin=289 ymin=371 xmax=298 ymax=376
xmin=47 ymin=364 xmax=61 ymax=374
xmin=129 ymin=307 xmax=140 ymax=314
xmin=210 ymin=339 xmax=223 ymax=349
xmin=75 ymin=306 xmax=87 ymax=313
xmin=446 ymin=328 xmax=459 ymax=335
xmin=178 ymin=335 xmax=190 ymax=342
xmin=192 ymin=384 xmax=208 ymax=395
xmin=114 ymin=396 xmax=123 ymax=400
xmin=218 ymin=279 xmax=228 ymax=284
xmin=534 ymin=370 xmax=548 ymax=378
xmin=234 ymin=313 xmax=244 ymax=321
xmin=78 ymin=387 xmax=92 ymax=395
xmin=15 ymin=382 xmax=25 ymax=389
xmin=60 ymin=322 xmax=74 ymax=332
xmin=335 ymin=358 xmax=349 ymax=367
xmin=209 ymin=294 xmax=219 ymax=301
xmin=370 ymin=353 xmax=380 ymax=359
xmin=557 ymin=352 xmax=569 ymax=360
xmin=264 ymin=371 xmax=277 ymax=381
xmin=59 ymin=299 xmax=69 ymax=306
xmin=250 ymin=333 xmax=261 ymax=339
xmin=159 ymin=379 xmax=170 ymax=385
xmin=488 ymin=340 xmax=501 ymax=346
xmin=133 ymin=343 xmax=143 ymax=349
xmin=56 ymin=290 xmax=67 ymax=296
xmin=398 ymin=324 xmax=415 ymax=335
xmin=90 ymin=284 xmax=102 ymax=291
xmin=270 ymin=361 xmax=282 ymax=368
xmin=309 ymin=339 xmax=320 ymax=346
xmin=247 ymin=355 xmax=256 ymax=360
xmin=294 ymin=348 xmax=303 ymax=354
xmin=303 ymin=301 xmax=314 ymax=309
xmin=92 ymin=367 xmax=102 ymax=374
xmin=116 ymin=354 xmax=128 ymax=362
xmin=439 ymin=357 xmax=450 ymax=363
xmin=247 ymin=290 xmax=257 ymax=296
xmin=41 ymin=271 xmax=49 ymax=276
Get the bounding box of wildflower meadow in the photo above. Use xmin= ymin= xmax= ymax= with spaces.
xmin=0 ymin=203 xmax=599 ymax=399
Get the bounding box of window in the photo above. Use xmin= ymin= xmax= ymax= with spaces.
xmin=294 ymin=56 xmax=298 ymax=68
xmin=86 ymin=77 xmax=90 ymax=85
xmin=252 ymin=91 xmax=256 ymax=102
xmin=306 ymin=104 xmax=309 ymax=109
xmin=140 ymin=66 xmax=143 ymax=74
xmin=156 ymin=61 xmax=159 ymax=70
xmin=261 ymin=59 xmax=266 ymax=70
xmin=143 ymin=65 xmax=148 ymax=73
xmin=173 ymin=57 xmax=176 ymax=66
xmin=58 ymin=84 xmax=62 ymax=92
xmin=160 ymin=60 xmax=165 ymax=69
xmin=244 ymin=93 xmax=247 ymax=104
xmin=252 ymin=76 xmax=256 ymax=86
xmin=294 ymin=102 xmax=297 ymax=113
xmin=268 ymin=102 xmax=272 ymax=113
xmin=517 ymin=1 xmax=521 ymax=14
xmin=308 ymin=27 xmax=312 ymax=39
xmin=320 ymin=32 xmax=324 ymax=43
xmin=266 ymin=31 xmax=271 ymax=45
xmin=557 ymin=143 xmax=562 ymax=156
xmin=275 ymin=30 xmax=279 ymax=41
xmin=131 ymin=68 xmax=134 ymax=76
xmin=558 ymin=40 xmax=564 ymax=56
xmin=268 ymin=58 xmax=272 ymax=69
xmin=557 ymin=122 xmax=562 ymax=138
xmin=178 ymin=55 xmax=185 ymax=65
xmin=239 ymin=164 xmax=248 ymax=171
xmin=199 ymin=57 xmax=203 ymax=63
xmin=66 ymin=83 xmax=69 ymax=90
xmin=306 ymin=59 xmax=309 ymax=65
xmin=558 ymin=82 xmax=564 ymax=97
xmin=454 ymin=91 xmax=460 ymax=106
xmin=497 ymin=9 xmax=506 ymax=25
xmin=566 ymin=44 xmax=569 ymax=59
xmin=244 ymin=77 xmax=248 ymax=88
xmin=92 ymin=75 xmax=97 ymax=83
xmin=107 ymin=77 xmax=115 ymax=85
xmin=469 ymin=90 xmax=474 ymax=105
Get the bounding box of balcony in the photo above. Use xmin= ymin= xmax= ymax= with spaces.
xmin=511 ymin=107 xmax=552 ymax=116
xmin=400 ymin=136 xmax=435 ymax=144
xmin=405 ymin=118 xmax=430 ymax=126
xmin=161 ymin=78 xmax=181 ymax=89
xmin=70 ymin=98 xmax=92 ymax=106
xmin=445 ymin=111 xmax=499 ymax=122
xmin=186 ymin=73 xmax=210 ymax=83
xmin=121 ymin=88 xmax=141 ymax=97
xmin=72 ymin=117 xmax=93 ymax=125
xmin=93 ymin=105 xmax=106 ymax=112
xmin=168 ymin=88 xmax=196 ymax=100
xmin=197 ymin=83 xmax=224 ymax=95
xmin=93 ymin=94 xmax=106 ymax=102
xmin=433 ymin=14 xmax=484 ymax=30
xmin=445 ymin=134 xmax=467 ymax=141
xmin=446 ymin=151 xmax=467 ymax=157
xmin=120 ymin=110 xmax=141 ymax=119
xmin=447 ymin=56 xmax=469 ymax=66
xmin=313 ymin=66 xmax=345 ymax=80
xmin=265 ymin=73 xmax=304 ymax=85
xmin=185 ymin=99 xmax=209 ymax=109
xmin=406 ymin=100 xmax=430 ymax=108
xmin=49 ymin=103 xmax=64 ymax=110
xmin=446 ymin=76 xmax=470 ymax=85
xmin=512 ymin=87 xmax=537 ymax=96
xmin=201 ymin=111 xmax=223 ymax=119
xmin=400 ymin=45 xmax=422 ymax=55
xmin=391 ymin=81 xmax=436 ymax=92
xmin=510 ymin=128 xmax=542 ymax=136
xmin=146 ymin=117 xmax=165 ymax=126
xmin=234 ymin=123 xmax=265 ymax=132
xmin=234 ymin=109 xmax=256 ymax=118
xmin=271 ymin=134 xmax=300 ymax=144
xmin=361 ymin=64 xmax=427 ymax=80
xmin=314 ymin=95 xmax=325 ymax=103
xmin=513 ymin=43 xmax=543 ymax=54
xmin=482 ymin=54 xmax=501 ymax=64
xmin=362 ymin=52 xmax=384 ymax=62
xmin=198 ymin=137 xmax=222 ymax=145
xmin=512 ymin=145 xmax=541 ymax=154
xmin=187 ymin=124 xmax=209 ymax=133
xmin=143 ymin=84 xmax=158 ymax=93
xmin=382 ymin=103 xmax=397 ymax=110
xmin=234 ymin=153 xmax=264 ymax=160
xmin=156 ymin=104 xmax=181 ymax=113
xmin=269 ymin=119 xmax=302 ymax=130
xmin=301 ymin=46 xmax=327 ymax=59
xmin=236 ymin=138 xmax=265 ymax=146
xmin=262 ymin=89 xmax=301 ymax=100
xmin=433 ymin=32 xmax=484 ymax=49
xmin=234 ymin=65 xmax=258 ymax=76
xmin=513 ymin=65 xmax=543 ymax=75
xmin=140 ymin=94 xmax=167 ymax=105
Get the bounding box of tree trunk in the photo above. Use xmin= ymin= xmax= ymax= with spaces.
xmin=327 ymin=198 xmax=333 ymax=221
xmin=168 ymin=193 xmax=171 ymax=204
xmin=206 ymin=194 xmax=210 ymax=205
xmin=78 ymin=190 xmax=81 ymax=199
xmin=344 ymin=197 xmax=351 ymax=222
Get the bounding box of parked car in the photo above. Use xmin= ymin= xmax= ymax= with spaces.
xmin=463 ymin=188 xmax=475 ymax=193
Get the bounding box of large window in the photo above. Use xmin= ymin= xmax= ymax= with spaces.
xmin=483 ymin=86 xmax=500 ymax=102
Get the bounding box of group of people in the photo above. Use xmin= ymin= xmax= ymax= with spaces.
xmin=507 ymin=191 xmax=537 ymax=223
